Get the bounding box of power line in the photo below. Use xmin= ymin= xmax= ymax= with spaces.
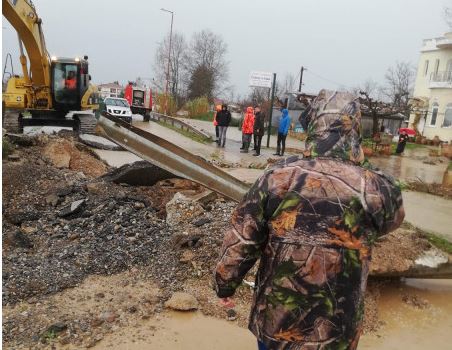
xmin=304 ymin=69 xmax=354 ymax=90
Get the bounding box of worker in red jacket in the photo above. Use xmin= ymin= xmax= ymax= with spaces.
xmin=240 ymin=106 xmax=255 ymax=153
xmin=214 ymin=104 xmax=222 ymax=144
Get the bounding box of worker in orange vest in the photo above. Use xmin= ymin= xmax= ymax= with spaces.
xmin=214 ymin=104 xmax=222 ymax=144
xmin=65 ymin=71 xmax=77 ymax=89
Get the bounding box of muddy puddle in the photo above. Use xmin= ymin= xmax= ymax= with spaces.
xmin=370 ymin=147 xmax=447 ymax=184
xmin=88 ymin=279 xmax=452 ymax=350
xmin=359 ymin=279 xmax=452 ymax=350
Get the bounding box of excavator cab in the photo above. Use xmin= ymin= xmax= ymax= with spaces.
xmin=50 ymin=56 xmax=92 ymax=112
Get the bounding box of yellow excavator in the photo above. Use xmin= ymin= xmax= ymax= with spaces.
xmin=2 ymin=0 xmax=99 ymax=133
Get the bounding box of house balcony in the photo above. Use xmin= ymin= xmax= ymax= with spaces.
xmin=436 ymin=37 xmax=452 ymax=49
xmin=429 ymin=71 xmax=452 ymax=89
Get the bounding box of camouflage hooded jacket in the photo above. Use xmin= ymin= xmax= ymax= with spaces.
xmin=215 ymin=90 xmax=405 ymax=350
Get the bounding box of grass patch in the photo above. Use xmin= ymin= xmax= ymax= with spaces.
xmin=191 ymin=111 xmax=215 ymax=122
xmin=421 ymin=231 xmax=452 ymax=254
xmin=189 ymin=111 xmax=240 ymax=127
xmin=401 ymin=222 xmax=452 ymax=254
xmin=155 ymin=121 xmax=211 ymax=144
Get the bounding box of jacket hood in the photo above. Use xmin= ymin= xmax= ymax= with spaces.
xmin=302 ymin=89 xmax=363 ymax=163
xmin=246 ymin=106 xmax=254 ymax=113
xmin=281 ymin=109 xmax=289 ymax=117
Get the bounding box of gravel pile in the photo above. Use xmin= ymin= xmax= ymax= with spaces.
xmin=2 ymin=135 xmax=234 ymax=306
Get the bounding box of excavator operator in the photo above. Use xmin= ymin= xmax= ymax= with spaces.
xmin=65 ymin=71 xmax=77 ymax=89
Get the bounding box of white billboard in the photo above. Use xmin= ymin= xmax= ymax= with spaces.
xmin=249 ymin=71 xmax=273 ymax=88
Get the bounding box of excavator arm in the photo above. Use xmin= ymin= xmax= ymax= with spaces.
xmin=2 ymin=0 xmax=51 ymax=88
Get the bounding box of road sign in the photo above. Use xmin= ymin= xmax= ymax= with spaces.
xmin=249 ymin=71 xmax=273 ymax=88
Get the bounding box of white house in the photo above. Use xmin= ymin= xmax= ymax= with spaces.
xmin=409 ymin=32 xmax=452 ymax=142
xmin=98 ymin=82 xmax=123 ymax=99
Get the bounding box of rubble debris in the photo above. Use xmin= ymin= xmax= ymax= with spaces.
xmin=7 ymin=153 xmax=20 ymax=162
xmin=3 ymin=230 xmax=34 ymax=249
xmin=101 ymin=160 xmax=177 ymax=186
xmin=100 ymin=311 xmax=119 ymax=323
xmin=401 ymin=294 xmax=429 ymax=309
xmin=45 ymin=322 xmax=68 ymax=334
xmin=166 ymin=192 xmax=206 ymax=226
xmin=6 ymin=210 xmax=40 ymax=226
xmin=179 ymin=250 xmax=195 ymax=263
xmin=5 ymin=133 xmax=35 ymax=147
xmin=42 ymin=137 xmax=108 ymax=177
xmin=78 ymin=134 xmax=122 ymax=150
xmin=192 ymin=217 xmax=212 ymax=227
xmin=164 ymin=292 xmax=198 ymax=311
xmin=58 ymin=199 xmax=86 ymax=218
xmin=226 ymin=309 xmax=238 ymax=321
xmin=45 ymin=193 xmax=61 ymax=207
xmin=172 ymin=234 xmax=202 ymax=249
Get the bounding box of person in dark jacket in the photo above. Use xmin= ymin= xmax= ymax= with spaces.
xmin=395 ymin=130 xmax=409 ymax=154
xmin=253 ymin=106 xmax=265 ymax=156
xmin=216 ymin=104 xmax=232 ymax=147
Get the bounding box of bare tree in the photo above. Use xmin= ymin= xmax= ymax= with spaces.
xmin=444 ymin=6 xmax=452 ymax=30
xmin=184 ymin=29 xmax=229 ymax=100
xmin=153 ymin=31 xmax=187 ymax=103
xmin=383 ymin=61 xmax=414 ymax=116
xmin=358 ymin=79 xmax=403 ymax=135
xmin=279 ymin=73 xmax=297 ymax=94
xmin=248 ymin=87 xmax=270 ymax=106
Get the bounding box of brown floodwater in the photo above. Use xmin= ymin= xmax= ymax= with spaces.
xmin=370 ymin=147 xmax=447 ymax=184
xmin=358 ymin=279 xmax=452 ymax=350
xmin=90 ymin=279 xmax=452 ymax=350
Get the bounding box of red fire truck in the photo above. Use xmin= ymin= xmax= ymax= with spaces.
xmin=124 ymin=82 xmax=152 ymax=121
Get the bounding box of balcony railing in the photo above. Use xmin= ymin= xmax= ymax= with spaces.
xmin=429 ymin=71 xmax=452 ymax=88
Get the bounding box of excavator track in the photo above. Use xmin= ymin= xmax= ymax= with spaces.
xmin=2 ymin=109 xmax=23 ymax=134
xmin=74 ymin=113 xmax=98 ymax=134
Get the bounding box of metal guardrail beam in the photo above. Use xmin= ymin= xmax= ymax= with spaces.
xmin=97 ymin=113 xmax=250 ymax=202
xmin=150 ymin=112 xmax=211 ymax=139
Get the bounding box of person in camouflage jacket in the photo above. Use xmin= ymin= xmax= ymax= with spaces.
xmin=215 ymin=90 xmax=405 ymax=350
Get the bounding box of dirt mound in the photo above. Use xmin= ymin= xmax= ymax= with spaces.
xmin=370 ymin=227 xmax=431 ymax=275
xmin=406 ymin=180 xmax=452 ymax=199
xmin=42 ymin=137 xmax=108 ymax=177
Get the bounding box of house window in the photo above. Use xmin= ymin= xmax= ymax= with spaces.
xmin=430 ymin=103 xmax=438 ymax=126
xmin=424 ymin=60 xmax=429 ymax=76
xmin=443 ymin=104 xmax=452 ymax=128
xmin=110 ymin=88 xmax=116 ymax=93
xmin=434 ymin=59 xmax=440 ymax=75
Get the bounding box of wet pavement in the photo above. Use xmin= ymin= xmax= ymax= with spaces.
xmin=133 ymin=120 xmax=276 ymax=167
xmin=178 ymin=118 xmax=305 ymax=150
xmin=402 ymin=191 xmax=452 ymax=241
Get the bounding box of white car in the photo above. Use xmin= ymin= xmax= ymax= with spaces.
xmin=104 ymin=97 xmax=132 ymax=123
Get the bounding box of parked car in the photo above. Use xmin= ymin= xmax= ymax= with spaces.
xmin=103 ymin=97 xmax=132 ymax=123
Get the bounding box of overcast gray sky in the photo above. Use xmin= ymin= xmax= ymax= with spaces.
xmin=2 ymin=0 xmax=450 ymax=98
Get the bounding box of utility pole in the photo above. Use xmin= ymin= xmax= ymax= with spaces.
xmin=161 ymin=8 xmax=174 ymax=115
xmin=298 ymin=66 xmax=305 ymax=92
xmin=266 ymin=73 xmax=277 ymax=148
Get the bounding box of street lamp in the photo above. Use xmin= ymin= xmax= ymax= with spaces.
xmin=161 ymin=8 xmax=174 ymax=115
